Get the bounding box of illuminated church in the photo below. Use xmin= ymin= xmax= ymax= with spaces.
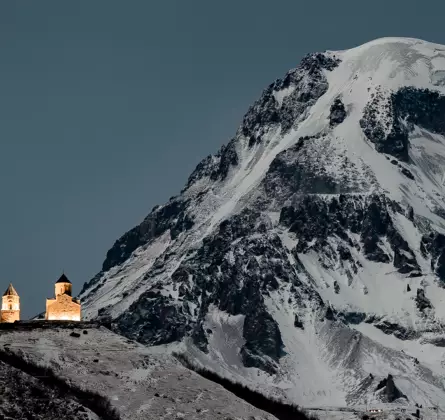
xmin=45 ymin=274 xmax=81 ymax=321
xmin=0 ymin=274 xmax=82 ymax=323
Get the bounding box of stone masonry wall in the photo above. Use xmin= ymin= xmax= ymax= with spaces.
xmin=55 ymin=283 xmax=72 ymax=297
xmin=46 ymin=294 xmax=81 ymax=321
xmin=0 ymin=309 xmax=20 ymax=323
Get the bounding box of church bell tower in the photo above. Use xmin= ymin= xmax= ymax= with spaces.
xmin=1 ymin=283 xmax=20 ymax=323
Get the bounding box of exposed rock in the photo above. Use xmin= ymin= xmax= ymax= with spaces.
xmin=374 ymin=320 xmax=418 ymax=340
xmin=324 ymin=305 xmax=336 ymax=321
xmin=241 ymin=52 xmax=340 ymax=140
xmin=191 ymin=322 xmax=209 ymax=353
xmin=81 ymin=198 xmax=194 ymax=292
xmin=421 ymin=232 xmax=445 ymax=282
xmin=423 ymin=337 xmax=445 ymax=347
xmin=375 ymin=374 xmax=407 ymax=402
xmin=115 ymin=292 xmax=191 ymax=345
xmin=210 ymin=138 xmax=239 ymax=181
xmin=241 ymin=307 xmax=283 ymax=374
xmin=337 ymin=311 xmax=367 ymax=325
xmin=360 ymin=86 xmax=445 ymax=161
xmin=294 ymin=314 xmax=304 ymax=329
xmin=111 ymin=209 xmax=303 ymax=374
xmin=334 ymin=281 xmax=340 ymax=294
xmin=265 ymin=138 xmax=340 ymax=196
xmin=329 ymin=97 xmax=347 ymax=126
xmin=394 ymin=87 xmax=445 ymax=135
xmin=400 ymin=167 xmax=415 ymax=180
xmin=415 ymin=288 xmax=432 ymax=312
xmin=279 ymin=194 xmax=420 ymax=276
xmin=360 ymin=88 xmax=409 ymax=161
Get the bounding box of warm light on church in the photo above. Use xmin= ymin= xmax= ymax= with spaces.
xmin=45 ymin=274 xmax=81 ymax=321
xmin=0 ymin=273 xmax=81 ymax=323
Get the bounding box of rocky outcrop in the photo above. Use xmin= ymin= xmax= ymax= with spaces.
xmin=80 ymin=198 xmax=194 ymax=294
xmin=294 ymin=314 xmax=304 ymax=329
xmin=241 ymin=307 xmax=284 ymax=375
xmin=115 ymin=291 xmax=191 ymax=345
xmin=111 ymin=209 xmax=303 ymax=373
xmin=375 ymin=374 xmax=407 ymax=402
xmin=360 ymin=87 xmax=409 ymax=161
xmin=102 ymin=199 xmax=194 ymax=272
xmin=415 ymin=288 xmax=432 ymax=312
xmin=263 ymin=135 xmax=369 ymax=200
xmin=360 ymin=86 xmax=445 ymax=161
xmin=373 ymin=320 xmax=419 ymax=340
xmin=279 ymin=194 xmax=421 ymax=276
xmin=423 ymin=337 xmax=445 ymax=347
xmin=184 ymin=52 xmax=342 ymax=192
xmin=337 ymin=311 xmax=367 ymax=325
xmin=421 ymin=232 xmax=445 ymax=282
xmin=329 ymin=97 xmax=347 ymax=126
xmin=394 ymin=87 xmax=445 ymax=135
xmin=184 ymin=138 xmax=240 ymax=187
xmin=241 ymin=52 xmax=340 ymax=141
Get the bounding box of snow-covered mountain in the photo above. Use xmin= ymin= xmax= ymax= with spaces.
xmin=80 ymin=37 xmax=445 ymax=411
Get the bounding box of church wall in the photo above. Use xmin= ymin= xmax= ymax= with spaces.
xmin=1 ymin=294 xmax=20 ymax=323
xmin=0 ymin=309 xmax=20 ymax=323
xmin=46 ymin=294 xmax=81 ymax=321
xmin=55 ymin=283 xmax=72 ymax=296
xmin=2 ymin=295 xmax=19 ymax=311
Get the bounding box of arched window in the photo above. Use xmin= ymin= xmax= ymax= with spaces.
xmin=9 ymin=304 xmax=12 ymax=310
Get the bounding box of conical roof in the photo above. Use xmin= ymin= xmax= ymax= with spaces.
xmin=3 ymin=283 xmax=18 ymax=296
xmin=56 ymin=273 xmax=71 ymax=284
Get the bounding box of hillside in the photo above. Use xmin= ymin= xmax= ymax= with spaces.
xmin=0 ymin=325 xmax=276 ymax=419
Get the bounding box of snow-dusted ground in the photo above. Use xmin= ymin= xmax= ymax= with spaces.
xmin=0 ymin=325 xmax=430 ymax=420
xmin=306 ymin=405 xmax=435 ymax=420
xmin=0 ymin=358 xmax=100 ymax=420
xmin=0 ymin=326 xmax=275 ymax=420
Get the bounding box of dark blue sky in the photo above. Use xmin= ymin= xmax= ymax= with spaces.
xmin=1 ymin=0 xmax=445 ymax=317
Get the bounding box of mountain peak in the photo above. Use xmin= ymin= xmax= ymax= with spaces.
xmin=339 ymin=36 xmax=440 ymax=49
xmin=80 ymin=37 xmax=445 ymax=411
xmin=327 ymin=36 xmax=445 ymax=92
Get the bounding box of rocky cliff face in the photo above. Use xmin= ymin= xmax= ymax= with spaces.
xmin=80 ymin=37 xmax=445 ymax=410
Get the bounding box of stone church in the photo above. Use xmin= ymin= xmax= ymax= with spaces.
xmin=0 ymin=274 xmax=81 ymax=323
xmin=45 ymin=274 xmax=81 ymax=321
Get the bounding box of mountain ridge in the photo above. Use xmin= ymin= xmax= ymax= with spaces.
xmin=80 ymin=37 xmax=445 ymax=410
